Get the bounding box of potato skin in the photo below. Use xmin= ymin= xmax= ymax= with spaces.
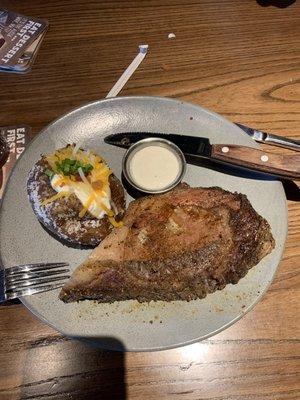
xmin=27 ymin=156 xmax=126 ymax=247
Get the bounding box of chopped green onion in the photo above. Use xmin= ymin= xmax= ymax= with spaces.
xmin=45 ymin=169 xmax=55 ymax=179
xmin=55 ymin=158 xmax=93 ymax=176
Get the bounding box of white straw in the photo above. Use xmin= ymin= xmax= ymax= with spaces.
xmin=106 ymin=44 xmax=148 ymax=98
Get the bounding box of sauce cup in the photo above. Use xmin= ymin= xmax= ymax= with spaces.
xmin=122 ymin=137 xmax=186 ymax=194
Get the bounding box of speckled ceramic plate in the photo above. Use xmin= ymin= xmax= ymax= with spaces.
xmin=0 ymin=96 xmax=287 ymax=351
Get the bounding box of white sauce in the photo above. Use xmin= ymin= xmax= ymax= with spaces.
xmin=51 ymin=174 xmax=111 ymax=219
xmin=129 ymin=145 xmax=180 ymax=191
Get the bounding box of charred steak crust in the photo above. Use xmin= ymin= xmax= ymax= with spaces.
xmin=27 ymin=157 xmax=126 ymax=246
xmin=60 ymin=185 xmax=275 ymax=303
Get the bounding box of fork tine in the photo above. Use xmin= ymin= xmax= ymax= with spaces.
xmin=5 ymin=262 xmax=69 ymax=275
xmin=5 ymin=275 xmax=70 ymax=291
xmin=5 ymin=268 xmax=70 ymax=283
xmin=5 ymin=282 xmax=65 ymax=300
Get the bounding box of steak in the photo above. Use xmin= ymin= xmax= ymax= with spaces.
xmin=59 ymin=184 xmax=275 ymax=302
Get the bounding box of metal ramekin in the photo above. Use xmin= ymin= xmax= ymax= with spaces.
xmin=122 ymin=137 xmax=186 ymax=194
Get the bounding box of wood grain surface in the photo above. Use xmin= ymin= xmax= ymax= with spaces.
xmin=0 ymin=1 xmax=299 ymax=399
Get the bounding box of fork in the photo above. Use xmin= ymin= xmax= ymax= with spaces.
xmin=0 ymin=262 xmax=70 ymax=302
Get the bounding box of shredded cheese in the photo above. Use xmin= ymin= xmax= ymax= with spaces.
xmin=78 ymin=167 xmax=114 ymax=217
xmin=79 ymin=193 xmax=95 ymax=218
xmin=42 ymin=145 xmax=123 ymax=228
xmin=109 ymin=217 xmax=124 ymax=228
xmin=99 ymin=201 xmax=114 ymax=217
xmin=52 ymin=176 xmax=69 ymax=187
xmin=41 ymin=191 xmax=70 ymax=206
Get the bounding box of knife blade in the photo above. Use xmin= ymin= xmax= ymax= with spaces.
xmin=104 ymin=132 xmax=300 ymax=180
xmin=235 ymin=123 xmax=300 ymax=152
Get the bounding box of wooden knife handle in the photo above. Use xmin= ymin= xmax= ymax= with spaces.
xmin=211 ymin=144 xmax=300 ymax=180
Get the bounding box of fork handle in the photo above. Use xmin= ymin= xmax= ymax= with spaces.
xmin=264 ymin=133 xmax=300 ymax=152
xmin=211 ymin=145 xmax=300 ymax=180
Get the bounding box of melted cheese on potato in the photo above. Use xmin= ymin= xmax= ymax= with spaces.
xmin=41 ymin=145 xmax=123 ymax=227
xmin=51 ymin=174 xmax=111 ymax=219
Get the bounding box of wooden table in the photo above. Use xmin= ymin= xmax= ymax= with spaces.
xmin=0 ymin=1 xmax=299 ymax=399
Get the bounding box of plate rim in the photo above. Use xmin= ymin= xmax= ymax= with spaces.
xmin=0 ymin=95 xmax=288 ymax=351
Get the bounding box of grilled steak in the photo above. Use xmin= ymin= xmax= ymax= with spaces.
xmin=59 ymin=184 xmax=275 ymax=302
xmin=27 ymin=153 xmax=126 ymax=247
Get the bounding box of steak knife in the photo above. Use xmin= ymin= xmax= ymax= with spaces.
xmin=104 ymin=132 xmax=300 ymax=180
xmin=235 ymin=123 xmax=300 ymax=152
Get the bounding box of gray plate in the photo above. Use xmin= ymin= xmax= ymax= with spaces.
xmin=0 ymin=96 xmax=287 ymax=351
